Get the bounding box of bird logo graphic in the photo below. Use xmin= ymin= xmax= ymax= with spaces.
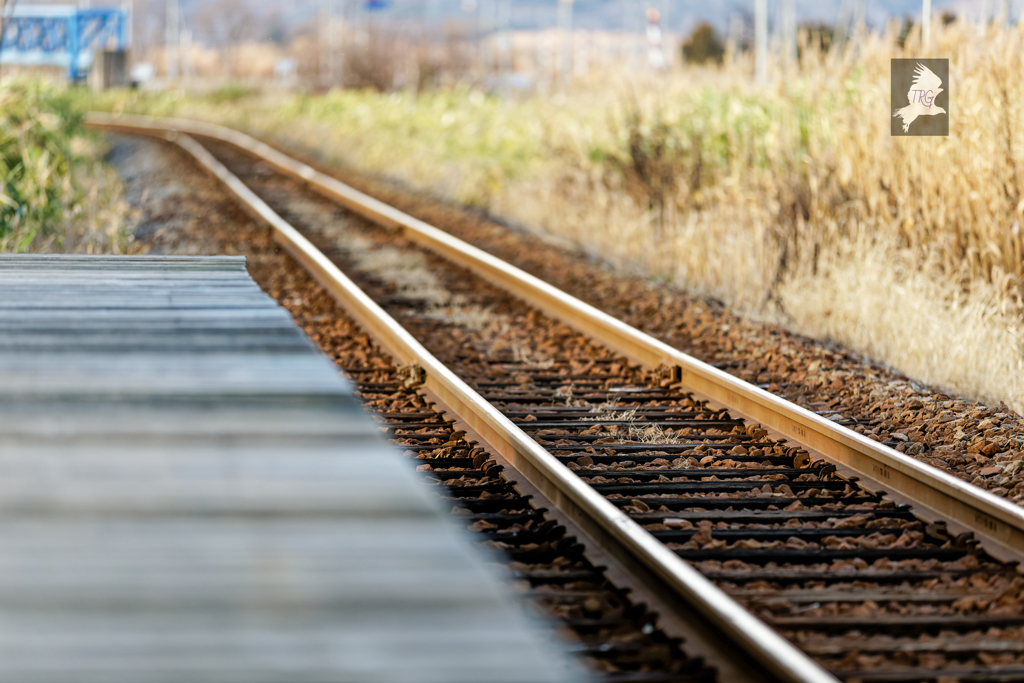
xmin=893 ymin=63 xmax=947 ymax=133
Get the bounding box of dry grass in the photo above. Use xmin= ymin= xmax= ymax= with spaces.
xmin=580 ymin=407 xmax=682 ymax=444
xmin=86 ymin=20 xmax=1024 ymax=411
xmin=0 ymin=80 xmax=139 ymax=255
xmin=48 ymin=139 xmax=140 ymax=255
xmin=492 ymin=23 xmax=1024 ymax=412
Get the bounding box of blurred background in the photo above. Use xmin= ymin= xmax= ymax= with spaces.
xmin=0 ymin=0 xmax=991 ymax=90
xmin=2 ymin=0 xmax=1024 ymax=415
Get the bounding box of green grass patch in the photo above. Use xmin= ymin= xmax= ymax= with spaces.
xmin=0 ymin=80 xmax=89 ymax=250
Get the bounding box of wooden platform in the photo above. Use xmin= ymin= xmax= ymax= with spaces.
xmin=0 ymin=255 xmax=579 ymax=683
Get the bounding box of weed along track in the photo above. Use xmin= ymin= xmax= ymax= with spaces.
xmin=90 ymin=114 xmax=1024 ymax=683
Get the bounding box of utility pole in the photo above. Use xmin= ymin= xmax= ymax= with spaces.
xmin=319 ymin=0 xmax=329 ymax=86
xmin=848 ymin=0 xmax=866 ymax=58
xmin=622 ymin=0 xmax=639 ymax=71
xmin=497 ymin=0 xmax=511 ymax=79
xmin=655 ymin=0 xmax=669 ymax=71
xmin=181 ymin=26 xmax=194 ymax=80
xmin=459 ymin=0 xmax=475 ymax=82
xmin=479 ymin=0 xmax=494 ymax=73
xmin=337 ymin=0 xmax=346 ymax=88
xmin=165 ymin=0 xmax=178 ymax=78
xmin=319 ymin=0 xmax=341 ymax=87
xmin=557 ymin=0 xmax=572 ymax=85
xmin=621 ymin=0 xmax=630 ymax=68
xmin=727 ymin=12 xmax=743 ymax=64
xmin=0 ymin=0 xmax=20 ymax=81
xmin=782 ymin=0 xmax=796 ymax=68
xmin=834 ymin=0 xmax=851 ymax=53
xmin=577 ymin=25 xmax=588 ymax=76
xmin=664 ymin=0 xmax=673 ymax=70
xmin=122 ymin=0 xmax=133 ymax=50
xmin=922 ymin=0 xmax=931 ymax=50
xmin=645 ymin=7 xmax=664 ymax=71
xmin=331 ymin=0 xmax=342 ymax=87
xmin=754 ymin=0 xmax=767 ymax=83
xmin=853 ymin=0 xmax=866 ymax=36
xmin=319 ymin=0 xmax=327 ymax=85
xmin=534 ymin=4 xmax=551 ymax=89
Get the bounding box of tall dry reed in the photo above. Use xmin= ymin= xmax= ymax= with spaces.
xmin=500 ymin=21 xmax=1024 ymax=410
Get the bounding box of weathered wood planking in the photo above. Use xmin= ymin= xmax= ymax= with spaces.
xmin=0 ymin=255 xmax=578 ymax=683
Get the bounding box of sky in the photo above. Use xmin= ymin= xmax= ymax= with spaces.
xmin=109 ymin=0 xmax=1010 ymax=47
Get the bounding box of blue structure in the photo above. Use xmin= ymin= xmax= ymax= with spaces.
xmin=0 ymin=5 xmax=126 ymax=82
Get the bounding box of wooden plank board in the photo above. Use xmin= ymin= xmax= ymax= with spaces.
xmin=0 ymin=255 xmax=249 ymax=270
xmin=0 ymin=255 xmax=577 ymax=683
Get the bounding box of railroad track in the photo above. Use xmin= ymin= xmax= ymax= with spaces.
xmin=88 ymin=113 xmax=1024 ymax=683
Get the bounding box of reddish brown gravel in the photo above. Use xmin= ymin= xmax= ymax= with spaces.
xmin=106 ymin=135 xmax=716 ymax=682
xmin=255 ymin=136 xmax=1024 ymax=505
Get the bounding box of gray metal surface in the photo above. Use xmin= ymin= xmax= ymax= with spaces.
xmin=0 ymin=254 xmax=579 ymax=683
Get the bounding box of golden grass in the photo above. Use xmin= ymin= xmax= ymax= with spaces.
xmin=498 ymin=23 xmax=1024 ymax=411
xmin=86 ymin=20 xmax=1024 ymax=411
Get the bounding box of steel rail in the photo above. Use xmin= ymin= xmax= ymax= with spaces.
xmin=87 ymin=114 xmax=837 ymax=683
xmin=86 ymin=112 xmax=1024 ymax=566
